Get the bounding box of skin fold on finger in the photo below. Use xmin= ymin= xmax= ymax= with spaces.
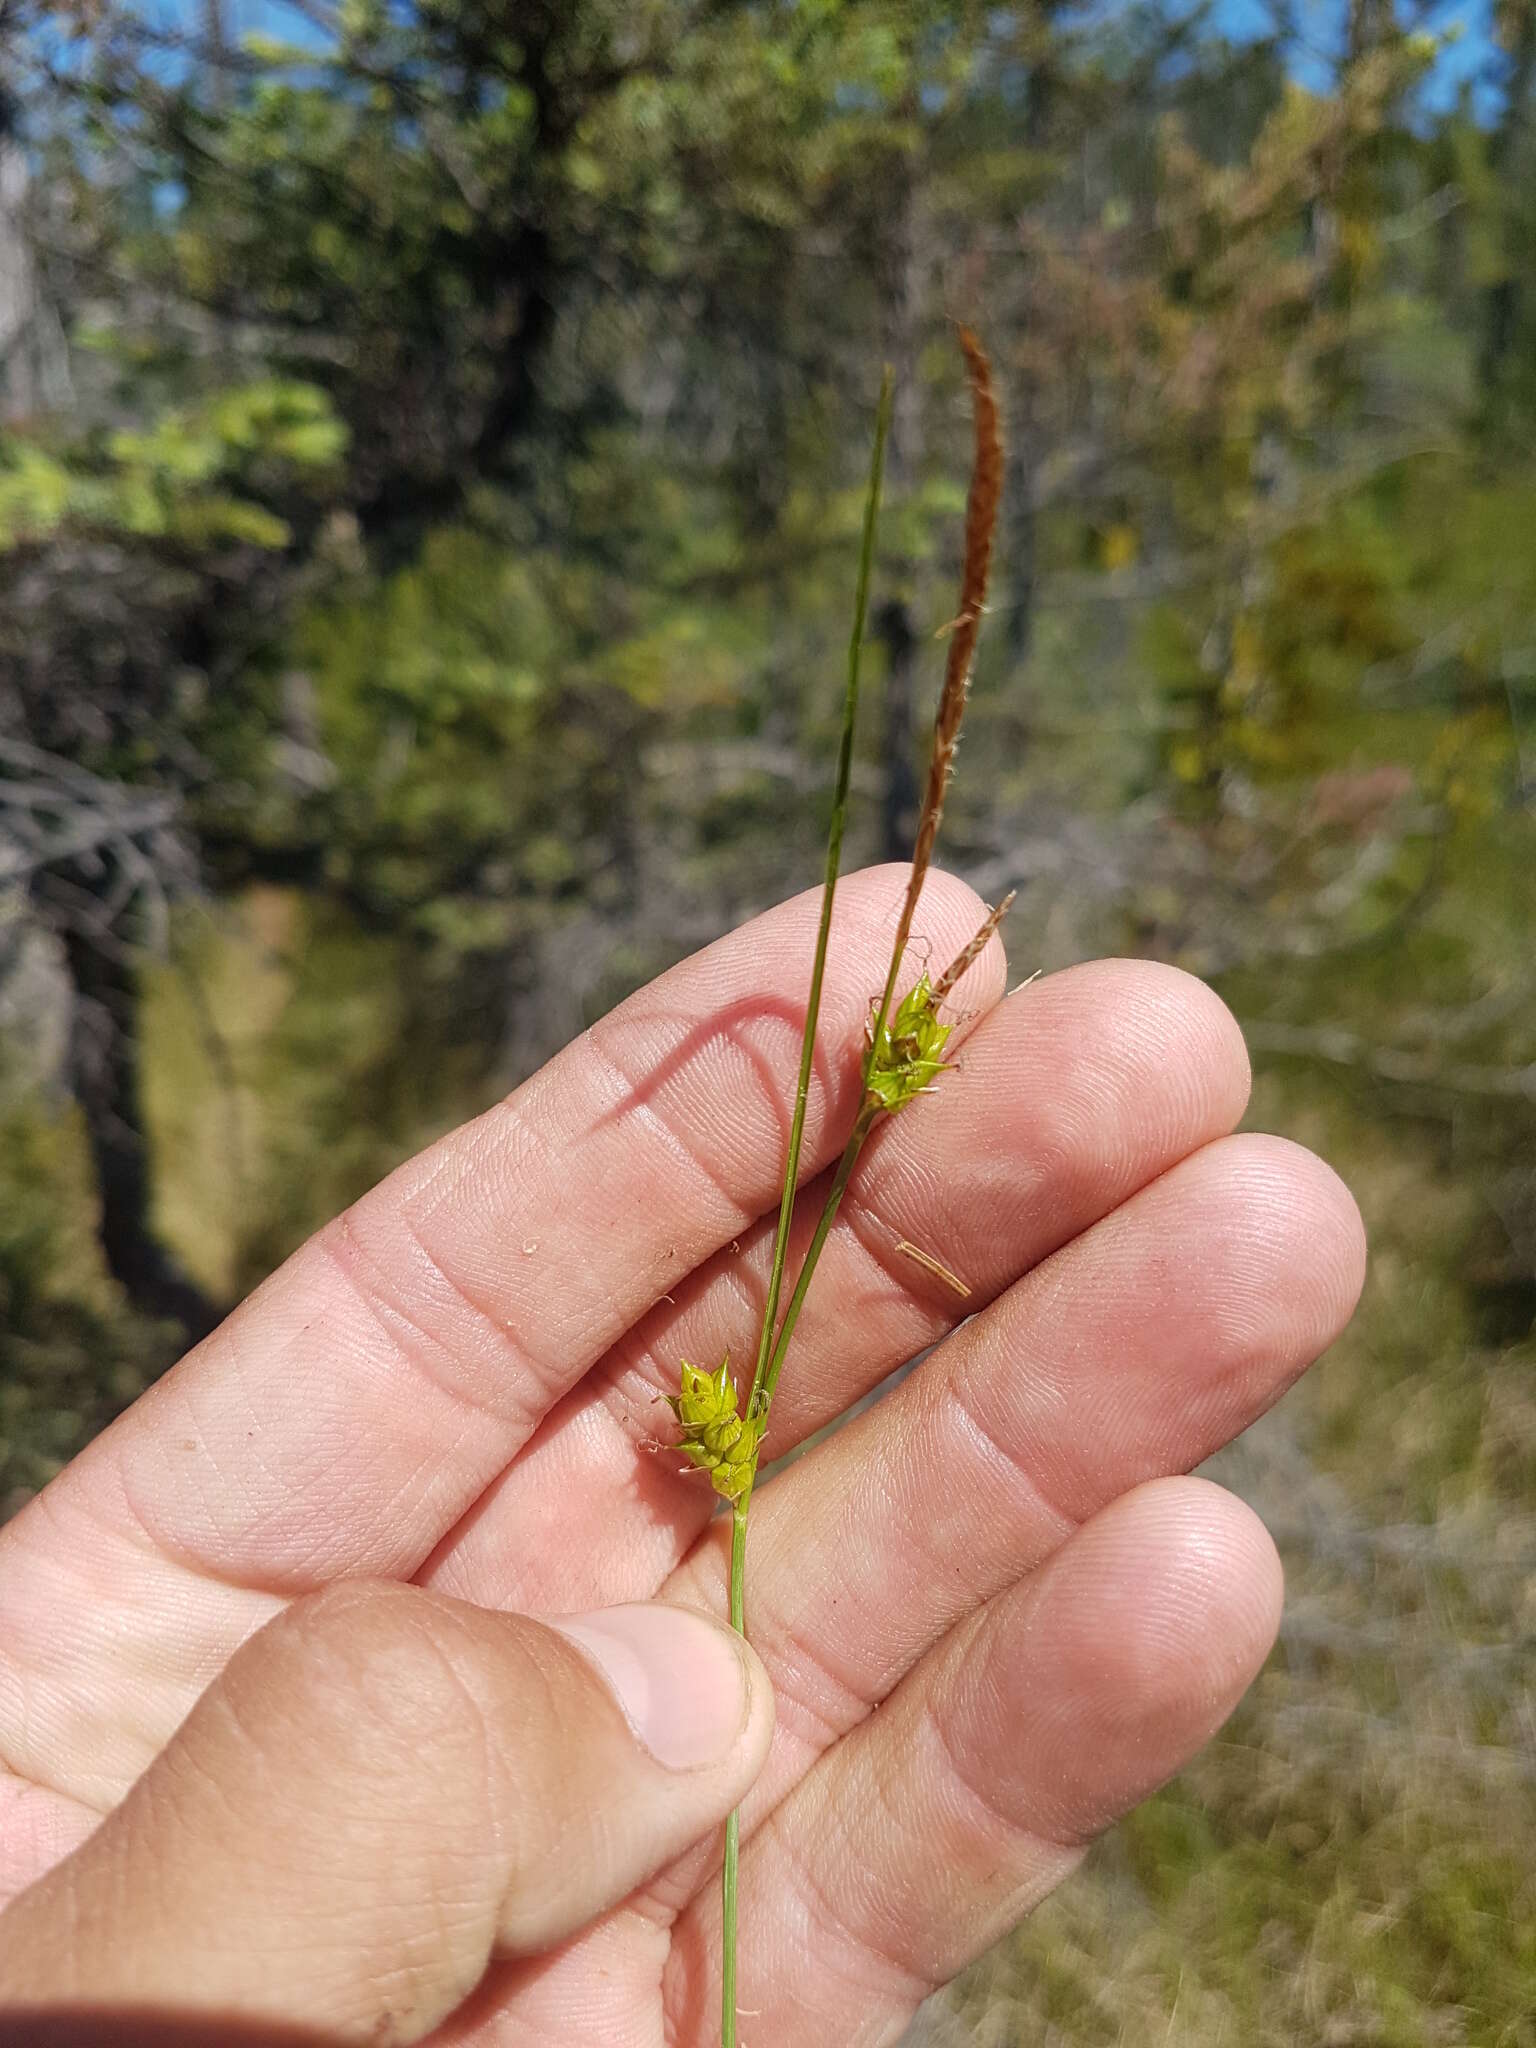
xmin=0 ymin=867 xmax=998 ymax=1815
xmin=422 ymin=1909 xmax=668 ymax=2048
xmin=665 ymin=1478 xmax=1286 ymax=2048
xmin=0 ymin=2021 xmax=364 ymax=2047
xmin=0 ymin=1775 xmax=96 ymax=1912
xmin=640 ymin=1133 xmax=1362 ymax=1909
xmin=423 ymin=958 xmax=1252 ymax=1612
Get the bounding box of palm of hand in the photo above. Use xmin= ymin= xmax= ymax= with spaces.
xmin=0 ymin=870 xmax=1363 ymax=2045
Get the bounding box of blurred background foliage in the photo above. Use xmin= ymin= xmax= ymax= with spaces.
xmin=1 ymin=0 xmax=1534 ymax=2038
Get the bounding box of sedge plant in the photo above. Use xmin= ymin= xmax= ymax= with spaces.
xmin=667 ymin=329 xmax=1008 ymax=2048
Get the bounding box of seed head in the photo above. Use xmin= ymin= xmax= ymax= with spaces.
xmin=865 ymin=974 xmax=955 ymax=1113
xmin=668 ymin=1356 xmax=762 ymax=1503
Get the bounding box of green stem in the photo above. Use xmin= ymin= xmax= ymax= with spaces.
xmin=720 ymin=370 xmax=891 ymax=2048
xmin=863 ymin=911 xmax=914 ymax=1112
xmin=760 ymin=1097 xmax=879 ymax=1410
xmin=745 ymin=367 xmax=893 ymax=1426
xmin=720 ymin=1500 xmax=748 ymax=2048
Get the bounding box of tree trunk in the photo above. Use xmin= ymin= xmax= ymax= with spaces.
xmin=1480 ymin=1 xmax=1535 ymax=396
xmin=1346 ymin=0 xmax=1395 ymax=61
xmin=0 ymin=124 xmax=69 ymax=425
xmin=1003 ymin=381 xmax=1039 ymax=669
xmin=61 ymin=921 xmax=221 ymax=1342
xmin=874 ymin=598 xmax=918 ymax=861
xmin=1003 ymin=24 xmax=1057 ymax=679
xmin=202 ymin=0 xmax=231 ymax=110
xmin=877 ymin=141 xmax=927 ymax=863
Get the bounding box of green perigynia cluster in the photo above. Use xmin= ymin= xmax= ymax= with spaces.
xmin=864 ymin=973 xmax=954 ymax=1113
xmin=667 ymin=1357 xmax=763 ymax=1503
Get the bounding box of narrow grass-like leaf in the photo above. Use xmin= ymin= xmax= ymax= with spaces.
xmin=743 ymin=366 xmax=895 ymax=1433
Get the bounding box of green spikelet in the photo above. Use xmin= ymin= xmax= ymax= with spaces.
xmin=668 ymin=1356 xmax=763 ymax=1503
xmin=865 ymin=973 xmax=954 ymax=1114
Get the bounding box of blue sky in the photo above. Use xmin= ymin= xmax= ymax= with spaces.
xmin=164 ymin=0 xmax=1508 ymax=120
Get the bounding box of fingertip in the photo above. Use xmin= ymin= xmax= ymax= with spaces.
xmin=1259 ymin=1133 xmax=1369 ymax=1325
xmin=971 ymin=1476 xmax=1285 ymax=1846
xmin=1061 ymin=957 xmax=1253 ymax=1138
xmin=1178 ymin=963 xmax=1253 ymax=1125
xmin=1095 ymin=1476 xmax=1286 ymax=1698
xmin=953 ymin=958 xmax=1253 ymax=1228
xmin=1054 ymin=1473 xmax=1283 ymax=1749
xmin=1191 ymin=1132 xmax=1368 ymax=1362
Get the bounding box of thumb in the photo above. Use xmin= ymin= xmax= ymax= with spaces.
xmin=0 ymin=1580 xmax=772 ymax=2044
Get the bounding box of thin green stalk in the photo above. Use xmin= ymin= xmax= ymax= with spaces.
xmin=759 ymin=883 xmax=1010 ymax=1408
xmin=744 ymin=366 xmax=893 ymax=1426
xmin=760 ymin=1097 xmax=877 ymax=1410
xmin=865 ymin=930 xmax=911 ymax=1099
xmin=758 ymin=841 xmax=947 ymax=1414
xmin=713 ymin=330 xmax=1001 ymax=2048
xmin=753 ymin=893 xmax=922 ymax=1406
xmin=721 ymin=368 xmax=892 ymax=2048
xmin=720 ymin=1500 xmax=747 ymax=2048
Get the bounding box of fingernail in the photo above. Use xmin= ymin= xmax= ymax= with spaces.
xmin=551 ymin=1603 xmax=751 ymax=1771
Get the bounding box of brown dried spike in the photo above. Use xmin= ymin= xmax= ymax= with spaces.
xmin=930 ymin=890 xmax=1016 ymax=1007
xmin=865 ymin=329 xmax=1005 ymax=1083
xmin=907 ymin=327 xmax=1002 ymax=891
xmin=954 ymin=326 xmax=1002 ymax=676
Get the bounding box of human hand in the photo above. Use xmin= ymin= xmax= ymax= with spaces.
xmin=0 ymin=867 xmax=1365 ymax=2045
